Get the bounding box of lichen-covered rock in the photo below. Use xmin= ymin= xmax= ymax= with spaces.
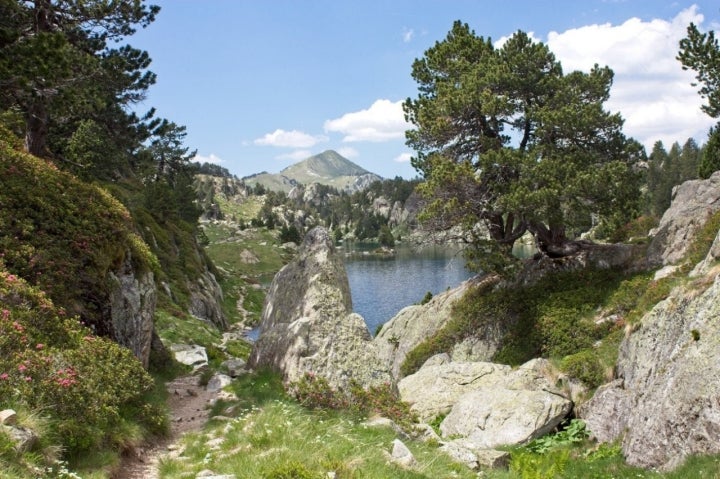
xmin=440 ymin=387 xmax=572 ymax=448
xmin=107 ymin=252 xmax=157 ymax=368
xmin=397 ymin=358 xmax=510 ymax=421
xmin=400 ymin=356 xmax=571 ymax=450
xmin=647 ymin=171 xmax=720 ymax=267
xmin=374 ymin=275 xmax=498 ymax=379
xmin=171 ymin=344 xmax=208 ymax=369
xmin=248 ymin=227 xmax=391 ymax=389
xmin=439 ymin=440 xmax=510 ymax=470
xmin=188 ymin=267 xmax=227 ymax=330
xmin=580 ymin=272 xmax=720 ymax=470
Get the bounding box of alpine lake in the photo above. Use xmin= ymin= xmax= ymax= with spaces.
xmin=343 ymin=242 xmax=471 ymax=335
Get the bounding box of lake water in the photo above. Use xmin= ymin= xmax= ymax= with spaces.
xmin=343 ymin=244 xmax=475 ymax=335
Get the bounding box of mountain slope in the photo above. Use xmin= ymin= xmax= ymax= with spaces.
xmin=244 ymin=150 xmax=382 ymax=193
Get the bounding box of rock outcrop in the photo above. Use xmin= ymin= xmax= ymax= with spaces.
xmin=397 ymin=355 xmax=571 ymax=470
xmin=107 ymin=251 xmax=157 ymax=368
xmin=580 ymin=270 xmax=720 ymax=470
xmin=374 ymin=275 xmax=499 ymax=379
xmin=188 ymin=266 xmax=227 ymax=330
xmin=248 ymin=227 xmax=391 ymax=389
xmin=647 ymin=171 xmax=720 ymax=267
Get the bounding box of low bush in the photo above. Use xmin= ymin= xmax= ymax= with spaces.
xmin=290 ymin=373 xmax=416 ymax=429
xmin=560 ymin=350 xmax=607 ymax=389
xmin=0 ymin=265 xmax=156 ymax=458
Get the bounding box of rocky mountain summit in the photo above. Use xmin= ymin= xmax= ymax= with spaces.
xmin=244 ymin=150 xmax=382 ymax=194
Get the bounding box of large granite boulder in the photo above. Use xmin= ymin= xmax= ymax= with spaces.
xmin=647 ymin=171 xmax=720 ymax=267
xmin=248 ymin=227 xmax=391 ymax=389
xmin=397 ymin=354 xmax=510 ymax=421
xmin=399 ymin=355 xmax=572 ymax=450
xmin=374 ymin=275 xmax=500 ymax=379
xmin=440 ymin=387 xmax=572 ymax=449
xmin=580 ymin=270 xmax=720 ymax=470
xmin=107 ymin=251 xmax=157 ymax=368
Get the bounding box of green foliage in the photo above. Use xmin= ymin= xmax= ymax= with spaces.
xmin=0 ymin=264 xmax=155 ymax=458
xmin=561 ymin=350 xmax=606 ymax=389
xmin=401 ymin=267 xmax=662 ymax=377
xmin=0 ymin=142 xmax=155 ymax=332
xmin=526 ymin=420 xmax=589 ymax=455
xmin=682 ymin=209 xmax=720 ymax=272
xmin=265 ymin=461 xmax=318 ymax=479
xmin=279 ymin=224 xmax=303 ymax=244
xmin=378 ymin=224 xmax=395 ymax=247
xmin=419 ymin=291 xmax=433 ymax=305
xmin=290 ymin=373 xmax=416 ymax=429
xmin=0 ymin=0 xmax=159 ymax=158
xmin=644 ymin=140 xmax=699 ymax=217
xmin=510 ymin=449 xmax=571 ymax=479
xmin=678 ymin=22 xmax=720 ymax=119
xmin=404 ymin=22 xmax=642 ymax=266
xmin=605 ymin=215 xmax=658 ymax=243
xmin=698 ymin=125 xmax=720 ymax=179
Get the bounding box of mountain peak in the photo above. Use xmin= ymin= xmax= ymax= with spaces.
xmin=281 ymin=150 xmax=371 ymax=178
xmin=245 ymin=150 xmax=382 ymax=193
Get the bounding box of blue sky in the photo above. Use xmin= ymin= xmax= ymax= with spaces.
xmin=130 ymin=1 xmax=720 ymax=179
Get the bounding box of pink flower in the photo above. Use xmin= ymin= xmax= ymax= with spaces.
xmin=17 ymin=364 xmax=26 ymax=372
xmin=1 ymin=309 xmax=9 ymax=320
xmin=6 ymin=274 xmax=16 ymax=282
xmin=35 ymin=343 xmax=43 ymax=350
xmin=24 ymin=376 xmax=31 ymax=382
xmin=0 ymin=373 xmax=8 ymax=380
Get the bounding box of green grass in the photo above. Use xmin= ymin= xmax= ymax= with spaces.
xmin=154 ymin=309 xmax=223 ymax=348
xmin=156 ymin=370 xmax=720 ymax=479
xmin=158 ymin=370 xmax=476 ymax=479
xmin=202 ymin=224 xmax=295 ymax=326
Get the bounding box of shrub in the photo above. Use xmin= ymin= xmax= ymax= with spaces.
xmin=290 ymin=373 xmax=416 ymax=428
xmin=561 ymin=350 xmax=606 ymax=389
xmin=0 ymin=265 xmax=154 ymax=456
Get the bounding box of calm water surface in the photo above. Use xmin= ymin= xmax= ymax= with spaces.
xmin=343 ymin=244 xmax=474 ymax=335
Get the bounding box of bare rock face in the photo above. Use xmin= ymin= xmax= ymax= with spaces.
xmin=647 ymin=171 xmax=720 ymax=267
xmin=107 ymin=252 xmax=157 ymax=368
xmin=248 ymin=227 xmax=391 ymax=389
xmin=374 ymin=275 xmax=500 ymax=380
xmin=580 ymin=271 xmax=720 ymax=470
xmin=188 ymin=267 xmax=227 ymax=330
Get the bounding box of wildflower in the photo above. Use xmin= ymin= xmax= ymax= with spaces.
xmin=6 ymin=274 xmax=16 ymax=282
xmin=0 ymin=373 xmax=8 ymax=380
xmin=36 ymin=343 xmax=44 ymax=350
xmin=17 ymin=364 xmax=26 ymax=372
xmin=1 ymin=309 xmax=9 ymax=320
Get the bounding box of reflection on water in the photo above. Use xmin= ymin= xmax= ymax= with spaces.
xmin=343 ymin=243 xmax=474 ymax=335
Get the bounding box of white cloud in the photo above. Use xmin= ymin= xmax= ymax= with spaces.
xmin=394 ymin=152 xmax=413 ymax=163
xmin=403 ymin=27 xmax=414 ymax=43
xmin=337 ymin=147 xmax=359 ymax=158
xmin=276 ymin=149 xmax=312 ymax=161
xmin=546 ymin=5 xmax=715 ymax=148
xmin=193 ymin=153 xmax=224 ymax=164
xmin=254 ymin=129 xmax=328 ymax=148
xmin=324 ymin=99 xmax=412 ymax=142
